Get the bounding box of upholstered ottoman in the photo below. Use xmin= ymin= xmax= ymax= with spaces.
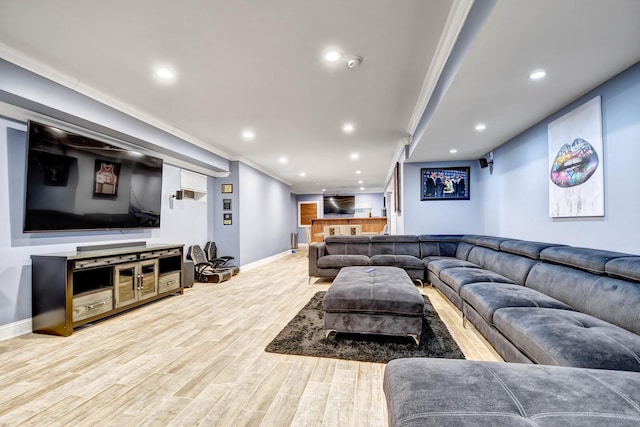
xmin=384 ymin=358 xmax=640 ymax=427
xmin=323 ymin=266 xmax=425 ymax=344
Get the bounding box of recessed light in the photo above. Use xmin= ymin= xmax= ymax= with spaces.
xmin=241 ymin=129 xmax=255 ymax=141
xmin=156 ymin=67 xmax=175 ymax=80
xmin=322 ymin=188 xmax=326 ymax=192
xmin=358 ymin=180 xmax=363 ymax=184
xmin=279 ymin=157 xmax=288 ymax=163
xmin=343 ymin=123 xmax=355 ymax=133
xmin=449 ymin=149 xmax=458 ymax=154
xmin=355 ymin=170 xmax=361 ymax=175
xmin=350 ymin=152 xmax=359 ymax=160
xmin=324 ymin=50 xmax=342 ymax=62
xmin=475 ymin=123 xmax=486 ymax=132
xmin=530 ymin=69 xmax=547 ymax=80
xmin=360 ymin=187 xmax=365 ymax=191
xmin=300 ymin=172 xmax=306 ymax=177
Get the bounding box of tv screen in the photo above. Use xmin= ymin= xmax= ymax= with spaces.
xmin=323 ymin=195 xmax=355 ymax=215
xmin=24 ymin=121 xmax=164 ymax=232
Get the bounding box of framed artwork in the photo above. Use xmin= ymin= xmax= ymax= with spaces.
xmin=548 ymin=96 xmax=603 ymax=217
xmin=421 ymin=167 xmax=470 ymax=201
xmin=223 ymin=213 xmax=232 ymax=225
xmin=393 ymin=162 xmax=401 ymax=212
xmin=94 ymin=159 xmax=120 ymax=197
xmin=221 ymin=183 xmax=233 ymax=194
xmin=37 ymin=152 xmax=72 ymax=186
xmin=223 ymin=198 xmax=232 ymax=210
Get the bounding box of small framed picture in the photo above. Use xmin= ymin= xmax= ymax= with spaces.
xmin=222 ymin=184 xmax=233 ymax=194
xmin=421 ymin=167 xmax=470 ymax=201
xmin=223 ymin=199 xmax=232 ymax=210
xmin=94 ymin=159 xmax=121 ymax=198
xmin=223 ymin=213 xmax=232 ymax=225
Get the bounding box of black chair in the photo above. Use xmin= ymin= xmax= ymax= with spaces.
xmin=204 ymin=241 xmax=240 ymax=275
xmin=186 ymin=244 xmax=232 ymax=283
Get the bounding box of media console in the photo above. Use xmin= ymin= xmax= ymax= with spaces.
xmin=31 ymin=243 xmax=184 ymax=336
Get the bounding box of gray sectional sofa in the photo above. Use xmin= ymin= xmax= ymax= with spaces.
xmin=310 ymin=234 xmax=640 ymax=426
xmin=308 ymin=235 xmax=427 ymax=284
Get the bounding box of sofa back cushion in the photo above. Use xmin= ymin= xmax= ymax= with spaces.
xmin=540 ymin=246 xmax=629 ymax=274
xmin=370 ymin=235 xmax=420 ymax=257
xmin=605 ymin=257 xmax=640 ymax=282
xmin=455 ymin=242 xmax=475 ymax=261
xmin=324 ymin=236 xmax=371 ymax=256
xmin=525 ymin=262 xmax=640 ymax=335
xmin=475 ymin=236 xmax=512 ymax=251
xmin=483 ymin=251 xmax=537 ymax=285
xmin=499 ymin=240 xmax=565 ymax=260
xmin=466 ymin=246 xmax=496 ymax=268
xmin=418 ymin=235 xmax=462 ymax=258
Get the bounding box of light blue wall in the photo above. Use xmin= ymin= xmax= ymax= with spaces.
xmin=480 ymin=62 xmax=640 ymax=253
xmin=214 ymin=162 xmax=241 ymax=262
xmin=402 ymin=62 xmax=640 ymax=253
xmin=238 ymin=162 xmax=292 ymax=264
xmin=403 ymin=161 xmax=485 ymax=235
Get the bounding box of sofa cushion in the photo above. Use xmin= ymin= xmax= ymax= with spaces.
xmin=461 ymin=282 xmax=574 ymax=325
xmin=439 ymin=267 xmax=514 ymax=294
xmin=466 ymin=245 xmax=497 ymax=268
xmin=418 ymin=235 xmax=462 ymax=258
xmin=494 ymin=307 xmax=640 ymax=371
xmin=324 ymin=236 xmax=371 ymax=256
xmin=540 ymin=246 xmax=629 ymax=274
xmin=317 ymin=254 xmax=369 ymax=269
xmin=370 ymin=254 xmax=425 ymax=270
xmin=605 ymin=256 xmax=640 ymax=282
xmin=425 ymin=258 xmax=480 ymax=279
xmin=475 ymin=236 xmax=512 ymax=251
xmin=499 ymin=240 xmax=565 ymax=260
xmin=454 ymin=241 xmax=475 ymax=260
xmin=370 ymin=235 xmax=420 ymax=257
xmin=482 ymin=251 xmax=537 ymax=285
xmin=461 ymin=235 xmax=482 ymax=244
xmin=384 ymin=358 xmax=640 ymax=427
xmin=525 ymin=262 xmax=640 ymax=335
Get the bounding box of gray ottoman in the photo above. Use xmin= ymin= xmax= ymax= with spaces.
xmin=323 ymin=266 xmax=425 ymax=345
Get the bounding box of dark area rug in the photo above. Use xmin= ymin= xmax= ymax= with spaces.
xmin=265 ymin=291 xmax=465 ymax=363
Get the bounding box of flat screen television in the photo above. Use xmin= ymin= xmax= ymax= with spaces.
xmin=323 ymin=195 xmax=355 ymax=215
xmin=24 ymin=121 xmax=164 ymax=232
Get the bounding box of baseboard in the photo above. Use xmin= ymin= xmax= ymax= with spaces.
xmin=241 ymin=250 xmax=292 ymax=272
xmin=0 ymin=318 xmax=32 ymax=341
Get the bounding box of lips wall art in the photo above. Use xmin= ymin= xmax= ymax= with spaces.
xmin=548 ymin=96 xmax=604 ymax=218
xmin=550 ymin=138 xmax=599 ymax=188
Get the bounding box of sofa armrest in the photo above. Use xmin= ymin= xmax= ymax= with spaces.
xmin=309 ymin=242 xmax=326 ymax=277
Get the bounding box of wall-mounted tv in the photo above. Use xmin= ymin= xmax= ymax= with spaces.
xmin=323 ymin=195 xmax=355 ymax=215
xmin=24 ymin=121 xmax=164 ymax=232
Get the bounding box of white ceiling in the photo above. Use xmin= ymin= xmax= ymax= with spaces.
xmin=1 ymin=0 xmax=639 ymax=194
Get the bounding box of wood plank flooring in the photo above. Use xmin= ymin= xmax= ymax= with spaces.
xmin=0 ymin=248 xmax=500 ymax=426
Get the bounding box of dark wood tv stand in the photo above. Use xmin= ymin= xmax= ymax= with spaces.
xmin=31 ymin=243 xmax=184 ymax=336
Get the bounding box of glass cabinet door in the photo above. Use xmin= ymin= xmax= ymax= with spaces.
xmin=114 ymin=262 xmax=138 ymax=308
xmin=138 ymin=259 xmax=158 ymax=301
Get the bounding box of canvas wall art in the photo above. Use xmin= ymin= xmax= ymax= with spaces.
xmin=548 ymin=96 xmax=604 ymax=217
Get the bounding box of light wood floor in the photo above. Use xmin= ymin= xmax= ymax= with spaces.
xmin=0 ymin=248 xmax=500 ymax=427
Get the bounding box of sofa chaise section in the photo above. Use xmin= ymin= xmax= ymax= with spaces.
xmin=384 ymin=358 xmax=640 ymax=427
